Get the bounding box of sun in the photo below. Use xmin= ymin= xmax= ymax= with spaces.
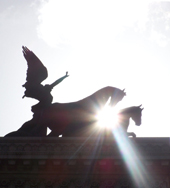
xmin=96 ymin=105 xmax=119 ymax=129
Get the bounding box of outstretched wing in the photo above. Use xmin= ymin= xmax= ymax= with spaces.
xmin=22 ymin=46 xmax=48 ymax=85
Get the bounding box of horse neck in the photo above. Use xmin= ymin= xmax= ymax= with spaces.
xmin=118 ymin=112 xmax=131 ymax=131
xmin=90 ymin=88 xmax=110 ymax=106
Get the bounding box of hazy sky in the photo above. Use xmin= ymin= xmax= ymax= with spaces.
xmin=1 ymin=0 xmax=170 ymax=137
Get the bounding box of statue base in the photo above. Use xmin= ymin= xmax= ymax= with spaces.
xmin=0 ymin=137 xmax=170 ymax=187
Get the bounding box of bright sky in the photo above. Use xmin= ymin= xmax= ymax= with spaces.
xmin=1 ymin=0 xmax=170 ymax=137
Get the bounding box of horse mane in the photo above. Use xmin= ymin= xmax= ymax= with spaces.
xmin=118 ymin=106 xmax=142 ymax=115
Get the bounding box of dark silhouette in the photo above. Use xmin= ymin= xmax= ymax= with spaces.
xmin=59 ymin=105 xmax=143 ymax=138
xmin=44 ymin=86 xmax=126 ymax=137
xmin=116 ymin=105 xmax=144 ymax=137
xmin=5 ymin=46 xmax=69 ymax=137
xmin=5 ymin=86 xmax=126 ymax=137
xmin=5 ymin=46 xmax=143 ymax=138
xmin=22 ymin=46 xmax=69 ymax=112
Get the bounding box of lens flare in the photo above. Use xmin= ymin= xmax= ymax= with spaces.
xmin=112 ymin=127 xmax=151 ymax=187
xmin=96 ymin=105 xmax=119 ymax=129
xmin=96 ymin=100 xmax=152 ymax=186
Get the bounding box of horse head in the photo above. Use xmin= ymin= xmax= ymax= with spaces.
xmin=131 ymin=105 xmax=144 ymax=126
xmin=109 ymin=88 xmax=126 ymax=106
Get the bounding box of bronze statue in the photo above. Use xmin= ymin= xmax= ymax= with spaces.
xmin=22 ymin=46 xmax=69 ymax=112
xmin=5 ymin=46 xmax=69 ymax=137
xmin=38 ymin=86 xmax=126 ymax=137
xmin=5 ymin=46 xmax=143 ymax=138
xmin=57 ymin=104 xmax=143 ymax=138
xmin=115 ymin=105 xmax=144 ymax=138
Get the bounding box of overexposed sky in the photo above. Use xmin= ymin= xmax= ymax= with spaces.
xmin=1 ymin=0 xmax=170 ymax=137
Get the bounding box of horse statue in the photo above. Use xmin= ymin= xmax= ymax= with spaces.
xmin=4 ymin=46 xmax=143 ymax=138
xmin=5 ymin=46 xmax=126 ymax=137
xmin=115 ymin=105 xmax=144 ymax=138
xmin=58 ymin=105 xmax=144 ymax=138
xmin=5 ymin=86 xmax=126 ymax=137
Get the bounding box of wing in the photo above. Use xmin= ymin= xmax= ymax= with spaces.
xmin=22 ymin=46 xmax=48 ymax=85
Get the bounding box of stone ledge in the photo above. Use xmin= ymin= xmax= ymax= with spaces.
xmin=0 ymin=137 xmax=170 ymax=159
xmin=0 ymin=137 xmax=170 ymax=187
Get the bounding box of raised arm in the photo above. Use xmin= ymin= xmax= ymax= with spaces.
xmin=49 ymin=72 xmax=69 ymax=89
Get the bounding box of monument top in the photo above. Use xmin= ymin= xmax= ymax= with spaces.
xmin=5 ymin=47 xmax=142 ymax=138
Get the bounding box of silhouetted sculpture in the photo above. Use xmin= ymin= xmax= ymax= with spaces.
xmin=5 ymin=46 xmax=143 ymax=138
xmin=116 ymin=105 xmax=144 ymax=137
xmin=57 ymin=105 xmax=143 ymax=138
xmin=5 ymin=46 xmax=69 ymax=137
xmin=22 ymin=46 xmax=69 ymax=112
xmin=41 ymin=86 xmax=126 ymax=137
xmin=5 ymin=86 xmax=126 ymax=137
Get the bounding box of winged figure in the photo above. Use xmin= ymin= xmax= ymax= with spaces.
xmin=22 ymin=46 xmax=69 ymax=112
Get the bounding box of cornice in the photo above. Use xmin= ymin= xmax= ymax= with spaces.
xmin=0 ymin=137 xmax=170 ymax=159
xmin=0 ymin=137 xmax=170 ymax=187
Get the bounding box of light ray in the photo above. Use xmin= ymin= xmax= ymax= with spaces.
xmin=96 ymin=103 xmax=152 ymax=186
xmin=96 ymin=106 xmax=119 ymax=128
xmin=112 ymin=126 xmax=152 ymax=187
xmin=96 ymin=98 xmax=120 ymax=129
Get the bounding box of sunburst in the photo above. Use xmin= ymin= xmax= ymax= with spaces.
xmin=96 ymin=102 xmax=119 ymax=129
